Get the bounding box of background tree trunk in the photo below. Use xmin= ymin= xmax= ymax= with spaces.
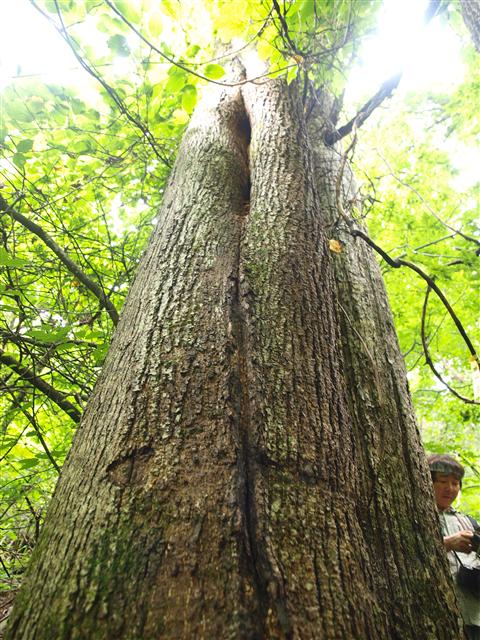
xmin=7 ymin=80 xmax=463 ymax=639
xmin=461 ymin=0 xmax=480 ymax=52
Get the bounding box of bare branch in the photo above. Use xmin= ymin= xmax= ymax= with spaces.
xmin=350 ymin=228 xmax=480 ymax=404
xmin=325 ymin=72 xmax=402 ymax=145
xmin=325 ymin=0 xmax=444 ymax=145
xmin=387 ymin=172 xmax=480 ymax=248
xmin=421 ymin=284 xmax=478 ymax=404
xmin=24 ymin=496 xmax=42 ymax=542
xmin=272 ymin=0 xmax=303 ymax=56
xmin=0 ymin=194 xmax=119 ymax=326
xmin=0 ymin=350 xmax=81 ymax=422
xmin=18 ymin=404 xmax=61 ymax=475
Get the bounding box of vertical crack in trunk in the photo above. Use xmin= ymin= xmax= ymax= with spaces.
xmin=229 ymin=107 xmax=270 ymax=637
xmin=230 ymin=100 xmax=292 ymax=638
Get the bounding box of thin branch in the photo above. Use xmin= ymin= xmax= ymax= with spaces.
xmin=103 ymin=0 xmax=296 ymax=87
xmin=350 ymin=228 xmax=480 ymax=403
xmin=457 ymin=452 xmax=480 ymax=478
xmin=30 ymin=0 xmax=171 ymax=167
xmin=0 ymin=426 xmax=27 ymax=464
xmin=272 ymin=0 xmax=303 ymax=56
xmin=325 ymin=0 xmax=443 ymax=145
xmin=421 ymin=284 xmax=478 ymax=404
xmin=0 ymin=330 xmax=99 ymax=349
xmin=402 ymin=339 xmax=419 ymax=360
xmin=411 ymin=233 xmax=456 ymax=253
xmin=0 ymin=350 xmax=81 ymax=423
xmin=325 ymin=72 xmax=402 ymax=145
xmin=0 ymin=556 xmax=11 ymax=579
xmin=388 ymin=172 xmax=480 ymax=247
xmin=18 ymin=405 xmax=61 ymax=475
xmin=0 ymin=194 xmax=119 ymax=326
xmin=24 ymin=496 xmax=42 ymax=542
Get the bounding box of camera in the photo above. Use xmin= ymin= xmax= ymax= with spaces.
xmin=472 ymin=531 xmax=480 ymax=553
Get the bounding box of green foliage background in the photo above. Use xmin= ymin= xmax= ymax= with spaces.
xmin=0 ymin=0 xmax=478 ymax=588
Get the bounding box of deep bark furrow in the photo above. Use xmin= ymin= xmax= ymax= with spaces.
xmin=230 ymin=183 xmax=271 ymax=636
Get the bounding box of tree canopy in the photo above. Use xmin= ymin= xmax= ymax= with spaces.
xmin=0 ymin=0 xmax=478 ymax=590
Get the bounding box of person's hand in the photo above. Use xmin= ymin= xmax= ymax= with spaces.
xmin=444 ymin=531 xmax=474 ymax=553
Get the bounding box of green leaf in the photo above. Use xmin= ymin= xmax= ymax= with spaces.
xmin=0 ymin=437 xmax=20 ymax=449
xmin=186 ymin=44 xmax=200 ymax=57
xmin=17 ymin=457 xmax=40 ymax=469
xmin=73 ymin=139 xmax=94 ymax=154
xmin=44 ymin=0 xmax=74 ymax=12
xmin=69 ymin=2 xmax=87 ymax=21
xmin=92 ymin=344 xmax=109 ymax=365
xmin=154 ymin=122 xmax=174 ymax=137
xmin=107 ymin=34 xmax=130 ymax=57
xmin=5 ymin=101 xmax=34 ymax=123
xmin=12 ymin=153 xmax=27 ymax=169
xmin=113 ymin=0 xmax=141 ymax=23
xmin=172 ymin=108 xmax=189 ymax=125
xmin=286 ymin=66 xmax=299 ymax=85
xmin=0 ymin=247 xmax=28 ymax=267
xmin=16 ymin=139 xmax=34 ymax=153
xmin=181 ymin=85 xmax=197 ymax=114
xmin=161 ymin=0 xmax=178 ymax=19
xmin=147 ymin=12 xmax=163 ymax=37
xmin=70 ymin=98 xmax=86 ymax=115
xmin=166 ymin=67 xmax=187 ymax=93
xmin=0 ymin=126 xmax=7 ymax=142
xmin=299 ymin=0 xmax=315 ymax=22
xmin=87 ymin=108 xmax=101 ymax=121
xmin=0 ymin=303 xmax=22 ymax=312
xmin=36 ymin=452 xmax=54 ymax=460
xmin=26 ymin=328 xmax=70 ymax=343
xmin=204 ymin=64 xmax=225 ymax=80
xmin=97 ymin=12 xmax=125 ymax=34
xmin=29 ymin=96 xmax=45 ymax=114
xmin=142 ymin=84 xmax=153 ymax=98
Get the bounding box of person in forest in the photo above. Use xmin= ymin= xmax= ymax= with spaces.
xmin=428 ymin=454 xmax=480 ymax=639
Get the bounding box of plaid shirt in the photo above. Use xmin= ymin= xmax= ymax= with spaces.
xmin=439 ymin=508 xmax=480 ymax=626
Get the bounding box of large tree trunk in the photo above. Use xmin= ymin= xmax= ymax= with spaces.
xmin=7 ymin=80 xmax=462 ymax=639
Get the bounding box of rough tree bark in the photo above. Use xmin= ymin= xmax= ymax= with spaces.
xmin=7 ymin=79 xmax=463 ymax=639
xmin=461 ymin=0 xmax=480 ymax=52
